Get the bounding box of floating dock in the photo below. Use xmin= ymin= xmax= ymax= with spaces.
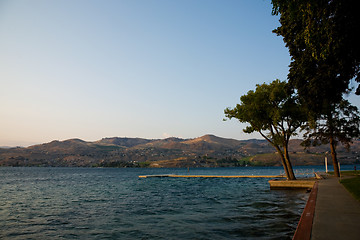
xmin=268 ymin=179 xmax=316 ymax=190
xmin=139 ymin=174 xmax=285 ymax=178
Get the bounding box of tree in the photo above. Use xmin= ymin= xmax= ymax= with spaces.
xmin=271 ymin=0 xmax=360 ymax=177
xmin=271 ymin=0 xmax=360 ymax=108
xmin=302 ymin=100 xmax=360 ymax=177
xmin=224 ymin=80 xmax=306 ymax=180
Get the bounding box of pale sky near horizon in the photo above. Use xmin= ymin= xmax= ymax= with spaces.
xmin=1 ymin=0 xmax=359 ymax=147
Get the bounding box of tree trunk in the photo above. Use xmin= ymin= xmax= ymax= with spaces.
xmin=261 ymin=134 xmax=295 ymax=180
xmin=273 ymin=145 xmax=292 ymax=180
xmin=279 ymin=153 xmax=291 ymax=180
xmin=284 ymin=145 xmax=296 ymax=180
xmin=329 ymin=136 xmax=340 ymax=177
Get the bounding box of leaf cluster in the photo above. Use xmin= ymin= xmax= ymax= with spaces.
xmin=225 ymin=80 xmax=306 ymax=146
xmin=272 ymin=0 xmax=360 ymax=112
xmin=302 ymin=100 xmax=360 ymax=150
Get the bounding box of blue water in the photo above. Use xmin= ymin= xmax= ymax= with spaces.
xmin=0 ymin=165 xmax=357 ymax=239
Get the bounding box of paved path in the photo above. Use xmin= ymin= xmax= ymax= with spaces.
xmin=311 ymin=177 xmax=360 ymax=240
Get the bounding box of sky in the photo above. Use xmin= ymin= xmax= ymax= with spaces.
xmin=1 ymin=0 xmax=359 ymax=147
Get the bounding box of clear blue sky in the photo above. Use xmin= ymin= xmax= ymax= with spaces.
xmin=1 ymin=0 xmax=359 ymax=146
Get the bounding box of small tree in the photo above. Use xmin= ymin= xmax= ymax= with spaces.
xmin=302 ymin=99 xmax=360 ymax=177
xmin=224 ymin=80 xmax=306 ymax=180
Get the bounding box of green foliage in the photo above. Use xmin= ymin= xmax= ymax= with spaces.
xmin=340 ymin=177 xmax=360 ymax=201
xmin=215 ymin=157 xmax=244 ymax=167
xmin=238 ymin=157 xmax=252 ymax=166
xmin=272 ymin=0 xmax=360 ymax=106
xmin=94 ymin=161 xmax=140 ymax=168
xmin=225 ymin=80 xmax=306 ymax=145
xmin=302 ymin=100 xmax=360 ymax=150
xmin=271 ymin=0 xmax=360 ymax=177
xmin=248 ymin=154 xmax=272 ymax=166
xmin=225 ymin=80 xmax=306 ymax=179
xmin=139 ymin=161 xmax=151 ymax=168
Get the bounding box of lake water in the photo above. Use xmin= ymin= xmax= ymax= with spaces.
xmin=0 ymin=165 xmax=357 ymax=239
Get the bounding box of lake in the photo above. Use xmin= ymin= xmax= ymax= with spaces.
xmin=0 ymin=165 xmax=356 ymax=239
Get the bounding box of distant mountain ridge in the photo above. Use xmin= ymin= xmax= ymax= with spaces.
xmin=0 ymin=135 xmax=358 ymax=167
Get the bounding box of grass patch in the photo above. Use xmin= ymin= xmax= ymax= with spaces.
xmin=139 ymin=161 xmax=151 ymax=168
xmin=340 ymin=177 xmax=360 ymax=202
xmin=328 ymin=170 xmax=360 ymax=176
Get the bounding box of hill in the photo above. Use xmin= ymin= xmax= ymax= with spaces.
xmin=0 ymin=135 xmax=358 ymax=167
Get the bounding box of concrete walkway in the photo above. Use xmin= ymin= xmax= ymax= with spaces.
xmin=311 ymin=176 xmax=360 ymax=240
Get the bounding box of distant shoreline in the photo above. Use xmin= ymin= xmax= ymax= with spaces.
xmin=1 ymin=135 xmax=358 ymax=167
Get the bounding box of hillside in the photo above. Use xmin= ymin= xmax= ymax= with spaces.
xmin=0 ymin=135 xmax=359 ymax=167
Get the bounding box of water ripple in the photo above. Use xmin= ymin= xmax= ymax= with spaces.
xmin=0 ymin=167 xmax=315 ymax=239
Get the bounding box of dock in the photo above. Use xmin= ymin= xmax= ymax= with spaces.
xmin=268 ymin=179 xmax=316 ymax=190
xmin=139 ymin=174 xmax=285 ymax=178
